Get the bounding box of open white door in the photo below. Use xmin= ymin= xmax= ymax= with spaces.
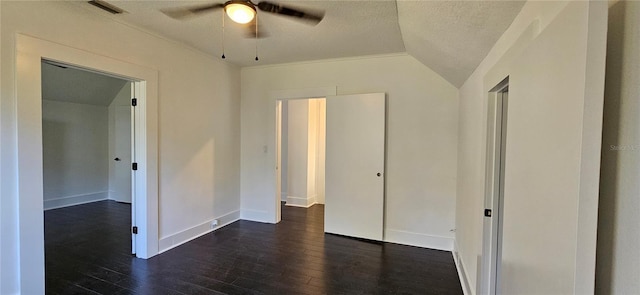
xmin=325 ymin=93 xmax=385 ymax=241
xmin=113 ymin=105 xmax=132 ymax=203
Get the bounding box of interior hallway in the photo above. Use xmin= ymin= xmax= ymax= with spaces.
xmin=45 ymin=201 xmax=462 ymax=294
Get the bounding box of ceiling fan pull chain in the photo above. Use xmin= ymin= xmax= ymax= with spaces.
xmin=221 ymin=11 xmax=226 ymax=59
xmin=255 ymin=13 xmax=259 ymax=61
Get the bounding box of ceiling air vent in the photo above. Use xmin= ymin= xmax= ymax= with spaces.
xmin=88 ymin=0 xmax=126 ymax=15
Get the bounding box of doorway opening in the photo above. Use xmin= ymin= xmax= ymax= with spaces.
xmin=16 ymin=34 xmax=159 ymax=292
xmin=276 ymin=98 xmax=327 ymax=221
xmin=481 ymin=77 xmax=509 ymax=295
xmin=273 ymin=92 xmax=386 ymax=242
xmin=41 ymin=59 xmax=138 ymax=254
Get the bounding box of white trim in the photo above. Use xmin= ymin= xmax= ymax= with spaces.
xmin=244 ymin=53 xmax=410 ymax=71
xmin=158 ymin=210 xmax=240 ymax=254
xmin=270 ymin=87 xmax=336 ymax=100
xmin=285 ymin=195 xmax=317 ymax=208
xmin=240 ymin=209 xmax=273 ymax=223
xmin=384 ymin=228 xmax=454 ymax=251
xmin=574 ymin=2 xmax=608 ymax=293
xmin=285 ymin=202 xmax=318 ymax=208
xmin=16 ymin=34 xmax=159 ymax=292
xmin=269 ymin=87 xmax=337 ymax=224
xmin=43 ymin=192 xmax=108 ymax=210
xmin=453 ymin=241 xmax=473 ymax=295
xmin=16 ymin=36 xmax=47 ymax=294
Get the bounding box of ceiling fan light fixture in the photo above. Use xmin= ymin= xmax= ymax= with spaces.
xmin=225 ymin=2 xmax=256 ymax=24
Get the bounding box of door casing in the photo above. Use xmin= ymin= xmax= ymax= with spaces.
xmin=481 ymin=79 xmax=509 ymax=295
xmin=15 ymin=34 xmax=159 ymax=294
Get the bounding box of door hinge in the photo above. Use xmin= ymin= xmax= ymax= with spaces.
xmin=132 ymin=98 xmax=137 ymax=106
xmin=132 ymin=162 xmax=138 ymax=171
xmin=484 ymin=209 xmax=492 ymax=217
xmin=132 ymin=226 xmax=138 ymax=234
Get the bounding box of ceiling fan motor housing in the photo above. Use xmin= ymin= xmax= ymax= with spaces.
xmin=224 ymin=0 xmax=256 ymax=24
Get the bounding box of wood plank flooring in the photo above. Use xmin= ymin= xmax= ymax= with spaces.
xmin=45 ymin=201 xmax=463 ymax=294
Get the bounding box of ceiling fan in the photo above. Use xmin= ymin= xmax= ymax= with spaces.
xmin=162 ymin=0 xmax=324 ymax=27
xmin=162 ymin=1 xmax=324 ymax=60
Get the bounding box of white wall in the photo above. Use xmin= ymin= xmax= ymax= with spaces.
xmin=456 ymin=2 xmax=570 ymax=291
xmin=315 ymin=99 xmax=326 ymax=205
xmin=305 ymin=99 xmax=319 ymax=206
xmin=283 ymin=98 xmax=324 ymax=208
xmin=287 ymin=99 xmax=311 ymax=206
xmin=596 ymin=1 xmax=640 ymax=294
xmin=42 ymin=100 xmax=109 ymax=209
xmin=0 ymin=1 xmax=240 ymax=293
xmin=455 ymin=1 xmax=606 ymax=294
xmin=240 ymin=54 xmax=459 ymax=250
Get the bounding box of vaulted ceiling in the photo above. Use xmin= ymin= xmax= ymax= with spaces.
xmin=41 ymin=61 xmax=129 ymax=106
xmin=80 ymin=0 xmax=525 ymax=87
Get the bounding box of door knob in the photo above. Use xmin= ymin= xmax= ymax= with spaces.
xmin=114 ymin=157 xmax=121 ymax=161
xmin=377 ymin=172 xmax=381 ymax=177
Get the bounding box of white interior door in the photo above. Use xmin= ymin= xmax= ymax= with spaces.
xmin=325 ymin=93 xmax=385 ymax=241
xmin=113 ymin=105 xmax=132 ymax=203
xmin=481 ymin=86 xmax=508 ymax=295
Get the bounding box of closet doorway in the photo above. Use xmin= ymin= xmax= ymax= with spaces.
xmin=41 ymin=59 xmax=137 ymax=254
xmin=274 ymin=93 xmax=387 ymax=241
xmin=276 ymin=98 xmax=327 ymax=211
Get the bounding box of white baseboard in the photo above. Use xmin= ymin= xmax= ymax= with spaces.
xmin=453 ymin=240 xmax=473 ymax=295
xmin=240 ymin=208 xmax=274 ymax=223
xmin=158 ymin=210 xmax=240 ymax=254
xmin=315 ymin=194 xmax=325 ymax=205
xmin=108 ymin=190 xmax=131 ymax=203
xmin=285 ymin=195 xmax=316 ymax=208
xmin=384 ymin=229 xmax=454 ymax=251
xmin=43 ymin=191 xmax=109 ymax=210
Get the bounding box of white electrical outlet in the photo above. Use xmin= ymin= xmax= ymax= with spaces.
xmin=211 ymin=219 xmax=219 ymax=228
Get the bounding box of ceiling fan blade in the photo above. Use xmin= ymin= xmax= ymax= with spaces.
xmin=257 ymin=1 xmax=324 ymax=25
xmin=161 ymin=3 xmax=224 ymax=20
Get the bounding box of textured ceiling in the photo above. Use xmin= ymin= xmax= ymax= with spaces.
xmin=77 ymin=0 xmax=525 ymax=87
xmin=111 ymin=1 xmax=406 ymax=65
xmin=42 ymin=62 xmax=129 ymax=106
xmin=398 ymin=1 xmax=526 ymax=86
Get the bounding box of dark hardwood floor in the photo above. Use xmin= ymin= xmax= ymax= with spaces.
xmin=45 ymin=200 xmax=463 ymax=294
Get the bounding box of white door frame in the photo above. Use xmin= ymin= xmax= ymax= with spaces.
xmin=129 ymin=82 xmax=138 ymax=254
xmin=270 ymin=87 xmax=336 ymax=223
xmin=16 ymin=34 xmax=159 ymax=293
xmin=275 ymin=100 xmax=283 ymax=221
xmin=275 ymin=98 xmax=326 ymax=214
xmin=480 ymin=78 xmax=509 ymax=295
